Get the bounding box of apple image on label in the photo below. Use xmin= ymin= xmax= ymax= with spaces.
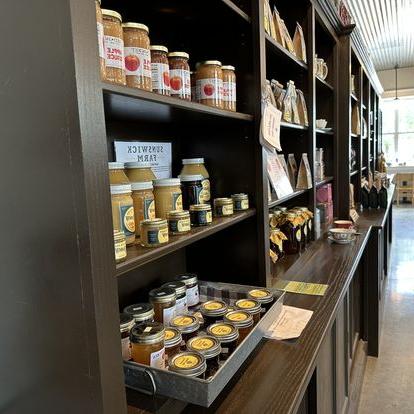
xmin=163 ymin=71 xmax=170 ymax=87
xmin=204 ymin=84 xmax=215 ymax=96
xmin=170 ymin=76 xmax=182 ymax=91
xmin=125 ymin=55 xmax=140 ymax=72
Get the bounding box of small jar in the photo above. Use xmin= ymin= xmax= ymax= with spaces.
xmin=95 ymin=0 xmax=106 ymax=80
xmin=167 ymin=210 xmax=191 ymax=235
xmin=270 ymin=228 xmax=287 ymax=262
xmin=295 ymin=207 xmax=313 ymax=244
xmin=214 ymin=198 xmax=234 ymax=217
xmin=175 ymin=274 xmax=199 ymax=307
xmin=125 ymin=162 xmax=156 ymax=183
xmin=222 ymin=65 xmax=237 ymax=111
xmin=235 ymin=299 xmax=262 ymax=325
xmin=168 ymin=52 xmax=191 ymax=100
xmin=180 ymin=174 xmax=204 ymax=209
xmin=187 ymin=335 xmax=221 ymax=379
xmin=223 ymin=311 xmax=254 ymax=344
xmin=189 ymin=204 xmax=212 ymax=227
xmin=120 ymin=313 xmax=134 ymax=361
xmin=109 ymin=162 xmax=129 ymax=185
xmin=169 ymin=352 xmax=207 ymax=378
xmin=280 ymin=212 xmax=301 ymax=255
xmin=180 ymin=158 xmax=210 ymax=202
xmin=162 ymin=281 xmax=188 ymax=315
xmin=140 ymin=219 xmax=169 ymax=247
xmin=207 ymin=322 xmax=239 ymax=361
xmin=196 ymin=61 xmax=223 ymax=108
xmin=170 ymin=314 xmax=200 ymax=343
xmin=114 ymin=230 xmax=127 ymax=263
xmin=123 ymin=303 xmax=155 ymax=324
xmin=122 ymin=23 xmax=151 ymax=90
xmin=232 ymin=193 xmax=249 ymax=211
xmin=153 ymin=178 xmax=183 ymax=219
xmin=102 ymin=9 xmax=126 ymax=85
xmin=150 ymin=45 xmax=170 ymax=95
xmin=131 ymin=182 xmax=156 ymax=237
xmin=149 ymin=287 xmax=177 ymax=325
xmin=110 ymin=184 xmax=136 ymax=246
xmin=164 ymin=328 xmax=182 ymax=363
xmin=247 ymin=289 xmax=274 ymax=312
xmin=200 ymin=300 xmax=228 ymax=327
xmin=130 ymin=322 xmax=165 ymax=368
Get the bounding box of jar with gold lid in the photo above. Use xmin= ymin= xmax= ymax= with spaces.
xmin=131 ymin=181 xmax=155 ymax=237
xmin=170 ymin=314 xmax=200 ymax=343
xmin=207 ymin=322 xmax=239 ymax=360
xmin=180 ymin=158 xmax=210 ymax=203
xmin=175 ymin=274 xmax=199 ymax=307
xmin=291 ymin=208 xmax=307 ymax=250
xmin=168 ymin=52 xmax=191 ymax=100
xmin=140 ymin=219 xmax=169 ymax=248
xmin=109 ymin=162 xmax=129 ymax=185
xmin=234 ymin=299 xmax=262 ymax=325
xmin=223 ymin=310 xmax=253 ymax=344
xmin=114 ymin=230 xmax=127 ymax=263
xmin=270 ymin=228 xmax=287 ymax=263
xmin=247 ymin=289 xmax=274 ymax=311
xmin=150 ymin=45 xmax=170 ymax=95
xmin=214 ymin=198 xmax=234 ymax=217
xmin=162 ymin=281 xmax=188 ymax=315
xmin=167 ymin=210 xmax=191 ymax=235
xmin=189 ymin=204 xmax=212 ymax=227
xmin=222 ymin=65 xmax=237 ymax=111
xmin=295 ymin=207 xmax=313 ymax=244
xmin=231 ymin=193 xmax=249 ymax=211
xmin=123 ymin=303 xmax=154 ymax=324
xmin=169 ymin=352 xmax=207 ymax=378
xmin=280 ymin=212 xmax=301 ymax=254
xmin=153 ymin=178 xmax=183 ymax=219
xmin=125 ymin=162 xmax=156 ymax=183
xmin=187 ymin=335 xmax=221 ymax=378
xmin=120 ymin=313 xmax=134 ymax=361
xmin=149 ymin=287 xmax=176 ymax=325
xmin=95 ymin=0 xmax=106 ymax=80
xmin=200 ymin=300 xmax=228 ymax=327
xmin=164 ymin=328 xmax=182 ymax=363
xmin=196 ymin=61 xmax=223 ymax=108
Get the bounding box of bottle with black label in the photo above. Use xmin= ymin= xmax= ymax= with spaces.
xmin=361 ymin=184 xmax=370 ymax=209
xmin=369 ymin=185 xmax=379 ymax=209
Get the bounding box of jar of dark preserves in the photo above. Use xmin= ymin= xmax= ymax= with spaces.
xmin=223 ymin=311 xmax=253 ymax=344
xmin=234 ymin=299 xmax=262 ymax=325
xmin=120 ymin=313 xmax=134 ymax=361
xmin=187 ymin=335 xmax=221 ymax=379
xmin=207 ymin=322 xmax=239 ymax=361
xmin=162 ymin=281 xmax=188 ymax=314
xmin=280 ymin=212 xmax=301 ymax=254
xmin=200 ymin=300 xmax=228 ymax=327
xmin=175 ymin=274 xmax=199 ymax=308
xmin=170 ymin=314 xmax=200 ymax=343
xmin=169 ymin=352 xmax=207 ymax=378
xmin=180 ymin=174 xmax=204 ymax=209
xmin=247 ymin=289 xmax=274 ymax=312
xmin=148 ymin=287 xmax=176 ymax=325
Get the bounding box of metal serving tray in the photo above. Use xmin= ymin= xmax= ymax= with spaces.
xmin=123 ymin=281 xmax=284 ymax=407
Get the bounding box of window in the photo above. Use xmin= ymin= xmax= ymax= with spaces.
xmin=381 ymin=97 xmax=414 ymax=166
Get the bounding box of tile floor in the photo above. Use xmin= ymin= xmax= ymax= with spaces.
xmin=359 ymin=207 xmax=414 ymax=413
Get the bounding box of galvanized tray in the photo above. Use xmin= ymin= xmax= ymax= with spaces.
xmin=123 ymin=281 xmax=284 ymax=407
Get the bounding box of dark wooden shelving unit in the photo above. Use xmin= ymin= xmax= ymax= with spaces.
xmin=280 ymin=121 xmax=309 ymax=130
xmin=316 ymin=128 xmax=334 ymax=135
xmin=316 ymin=76 xmax=334 ymax=91
xmin=269 ymin=189 xmax=309 ymax=208
xmin=316 ymin=176 xmax=334 ymax=186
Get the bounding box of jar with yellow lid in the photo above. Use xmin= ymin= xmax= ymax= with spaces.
xmin=189 ymin=204 xmax=212 ymax=227
xmin=109 ymin=162 xmax=129 ymax=185
xmin=167 ymin=210 xmax=191 ymax=235
xmin=125 ymin=162 xmax=156 ymax=182
xmin=170 ymin=314 xmax=200 ymax=343
xmin=223 ymin=310 xmax=254 ymax=344
xmin=180 ymin=158 xmax=210 ymax=202
xmin=200 ymin=300 xmax=228 ymax=327
xmin=269 ymin=209 xmax=284 ymax=229
xmin=122 ymin=23 xmax=151 ymax=90
xmin=280 ymin=212 xmax=301 ymax=254
xmin=162 ymin=281 xmax=188 ymax=315
xmin=110 ymin=184 xmax=136 ymax=246
xmin=168 ymin=52 xmax=191 ymax=100
xmin=207 ymin=322 xmax=239 ymax=360
xmin=140 ymin=219 xmax=169 ymax=248
xmin=196 ymin=61 xmax=223 ymax=108
xmin=114 ymin=230 xmax=127 ymax=263
xmin=95 ymin=0 xmax=106 ymax=80
xmin=102 ymin=9 xmax=126 ymax=85
xmin=130 ymin=322 xmax=165 ymax=368
xmin=149 ymin=287 xmax=176 ymax=325
xmin=222 ymin=65 xmax=237 ymax=111
xmin=164 ymin=328 xmax=182 ymax=362
xmin=150 ymin=45 xmax=170 ymax=95
xmin=153 ymin=178 xmax=183 ymax=219
xmin=123 ymin=303 xmax=154 ymax=324
xmin=120 ymin=313 xmax=134 ymax=361
xmin=247 ymin=289 xmax=274 ymax=311
xmin=169 ymin=352 xmax=207 ymax=378
xmin=187 ymin=335 xmax=221 ymax=379
xmin=270 ymin=228 xmax=287 ymax=263
xmin=234 ymin=299 xmax=262 ymax=325
xmin=214 ymin=198 xmax=234 ymax=217
xmin=232 ymin=193 xmax=249 ymax=211
xmin=131 ymin=181 xmax=155 ymax=237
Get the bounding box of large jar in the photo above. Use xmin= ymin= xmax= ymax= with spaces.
xmin=131 ymin=181 xmax=155 ymax=237
xmin=180 ymin=174 xmax=204 ymax=209
xmin=280 ymin=212 xmax=301 ymax=254
xmin=95 ymin=0 xmax=106 ymax=80
xmin=196 ymin=61 xmax=223 ymax=108
xmin=180 ymin=158 xmax=210 ymax=202
xmin=168 ymin=52 xmax=191 ymax=100
xmin=149 ymin=287 xmax=176 ymax=325
xmin=122 ymin=23 xmax=151 ymax=90
xmin=110 ymin=184 xmax=135 ymax=246
xmin=150 ymin=45 xmax=170 ymax=95
xmin=222 ymin=65 xmax=237 ymax=111
xmin=153 ymin=178 xmax=183 ymax=219
xmin=125 ymin=162 xmax=156 ymax=182
xmin=109 ymin=162 xmax=129 ymax=185
xmin=102 ymin=9 xmax=126 ymax=85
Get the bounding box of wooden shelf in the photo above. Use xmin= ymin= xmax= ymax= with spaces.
xmin=269 ymin=189 xmax=309 ymax=208
xmin=351 ymin=133 xmax=359 ymax=138
xmin=351 ymin=93 xmax=359 ymax=102
xmin=220 ymin=0 xmax=250 ymax=22
xmin=281 ymin=121 xmax=308 ymax=131
xmin=362 ymin=103 xmax=367 ymax=110
xmin=265 ymin=34 xmax=308 ymax=70
xmin=316 ymin=176 xmax=334 ymax=187
xmin=316 ymin=128 xmax=334 ymax=135
xmin=350 ymin=170 xmax=358 ymax=177
xmin=362 ymin=166 xmax=367 ymax=171
xmin=316 ymin=76 xmax=334 ymax=91
xmin=116 ymin=209 xmax=256 ymax=276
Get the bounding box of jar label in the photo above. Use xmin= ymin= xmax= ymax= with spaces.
xmin=304 ymin=224 xmax=308 ymax=236
xmin=174 ymin=355 xmax=198 ymax=369
xmin=217 ymin=205 xmax=233 ymax=216
xmin=201 ymin=179 xmax=211 ymax=202
xmin=211 ymin=325 xmax=232 ymax=336
xmin=173 ymin=315 xmax=193 ymax=326
xmin=120 ymin=205 xmax=135 ymax=236
xmin=191 ymin=338 xmax=215 ymax=350
xmin=165 ymin=329 xmax=176 ymax=341
xmin=124 ymin=47 xmax=151 ymax=78
xmin=175 ymin=296 xmax=188 ymax=315
xmin=296 ymin=229 xmax=302 ymax=242
xmin=144 ymin=199 xmax=156 ymax=220
xmin=147 ymin=227 xmax=168 ymax=245
xmin=97 ymin=22 xmax=105 ymax=59
xmin=227 ymin=312 xmax=248 ymax=322
xmin=186 ymin=285 xmax=199 ymax=307
xmin=204 ymin=301 xmax=224 ymax=311
xmin=197 ymin=78 xmax=223 ymax=101
xmin=249 ymin=290 xmax=268 ymax=298
xmin=223 ymin=81 xmax=236 ymax=103
xmin=206 ymin=211 xmax=212 ymax=223
xmin=235 ymin=199 xmax=249 ymax=210
xmin=169 ymin=69 xmax=191 ymax=98
xmin=150 ymin=347 xmax=165 ymax=369
xmin=308 ymin=220 xmax=313 ymax=231
xmin=151 ymin=62 xmax=170 ymax=92
xmin=163 ymin=305 xmax=176 ymax=325
xmin=104 ymin=35 xmax=125 ymax=69
xmin=237 ymin=300 xmax=256 ymax=309
xmin=114 ymin=238 xmax=127 ymax=261
xmin=172 ymin=193 xmax=183 ymax=211
xmin=121 ymin=337 xmax=131 ymax=361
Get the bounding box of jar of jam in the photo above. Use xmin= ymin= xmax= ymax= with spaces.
xmin=110 ymin=184 xmax=136 ymax=246
xmin=164 ymin=328 xmax=182 ymax=363
xmin=122 ymin=23 xmax=151 ymax=90
xmin=270 ymin=228 xmax=287 ymax=262
xmin=167 ymin=210 xmax=191 ymax=235
xmin=153 ymin=178 xmax=183 ymax=219
xmin=196 ymin=61 xmax=223 ymax=108
xmin=280 ymin=212 xmax=301 ymax=254
xmin=120 ymin=313 xmax=134 ymax=361
xmin=131 ymin=182 xmax=156 ymax=237
xmin=187 ymin=335 xmax=221 ymax=379
xmin=200 ymin=300 xmax=228 ymax=327
xmin=168 ymin=52 xmax=191 ymax=100
xmin=162 ymin=281 xmax=188 ymax=315
xmin=149 ymin=287 xmax=176 ymax=325
xmin=140 ymin=219 xmax=169 ymax=248
xmin=296 ymin=207 xmax=313 ymax=243
xmin=169 ymin=352 xmax=207 ymax=378
xmin=247 ymin=289 xmax=274 ymax=312
xmin=222 ymin=65 xmax=237 ymax=111
xmin=189 ymin=204 xmax=212 ymax=227
xmin=207 ymin=322 xmax=239 ymax=360
xmin=235 ymin=299 xmax=262 ymax=325
xmin=109 ymin=162 xmax=129 ymax=185
xmin=180 ymin=158 xmax=210 ymax=203
xmin=291 ymin=209 xmax=306 ymax=250
xmin=95 ymin=0 xmax=106 ymax=80
xmin=231 ymin=193 xmax=249 ymax=211
xmin=214 ymin=198 xmax=234 ymax=217
xmin=269 ymin=210 xmax=283 ymax=229
xmin=170 ymin=314 xmax=200 ymax=343
xmin=102 ymin=9 xmax=126 ymax=85
xmin=114 ymin=230 xmax=127 ymax=263
xmin=123 ymin=303 xmax=155 ymax=323
xmin=125 ymin=162 xmax=156 ymax=182
xmin=180 ymin=174 xmax=204 ymax=209
xmin=130 ymin=322 xmax=165 ymax=368
xmin=223 ymin=311 xmax=253 ymax=344
xmin=150 ymin=45 xmax=170 ymax=95
xmin=175 ymin=274 xmax=199 ymax=307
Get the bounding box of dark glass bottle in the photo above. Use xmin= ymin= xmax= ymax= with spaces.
xmin=369 ymin=186 xmax=378 ymax=209
xmin=378 ymin=185 xmax=388 ymax=208
xmin=361 ymin=185 xmax=370 ymax=209
xmin=280 ymin=212 xmax=301 ymax=254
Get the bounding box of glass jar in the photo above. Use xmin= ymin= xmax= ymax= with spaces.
xmin=162 ymin=281 xmax=188 ymax=315
xmin=169 ymin=352 xmax=207 ymax=378
xmin=131 ymin=182 xmax=156 ymax=237
xmin=196 ymin=60 xmax=223 ymax=108
xmin=235 ymin=299 xmax=262 ymax=325
xmin=150 ymin=45 xmax=170 ymax=95
xmin=247 ymin=289 xmax=274 ymax=312
xmin=120 ymin=313 xmax=134 ymax=361
xmin=123 ymin=303 xmax=155 ymax=324
xmin=214 ymin=198 xmax=234 ymax=217
xmin=170 ymin=314 xmax=200 ymax=343
xmin=280 ymin=212 xmax=301 ymax=255
xmin=168 ymin=52 xmax=191 ymax=100
xmin=153 ymin=178 xmax=183 ymax=219
xmin=102 ymin=9 xmax=126 ymax=85
xmin=109 ymin=162 xmax=129 ymax=185
xmin=232 ymin=193 xmax=249 ymax=211
xmin=180 ymin=158 xmax=210 ymax=203
xmin=200 ymin=300 xmax=228 ymax=327
xmin=222 ymin=65 xmax=237 ymax=111
xmin=291 ymin=209 xmax=306 ymax=251
xmin=175 ymin=274 xmax=199 ymax=307
xmin=269 ymin=210 xmax=283 ymax=229
xmin=189 ymin=204 xmax=212 ymax=227
xmin=270 ymin=228 xmax=287 ymax=262
xmin=95 ymin=0 xmax=106 ymax=80
xmin=125 ymin=162 xmax=156 ymax=182
xmin=223 ymin=311 xmax=253 ymax=344
xmin=114 ymin=230 xmax=127 ymax=263
xmin=130 ymin=322 xmax=165 ymax=368
xmin=140 ymin=219 xmax=169 ymax=248
xmin=122 ymin=23 xmax=151 ymax=90
xmin=180 ymin=174 xmax=204 ymax=209
xmin=296 ymin=207 xmax=313 ymax=243
xmin=149 ymin=287 xmax=176 ymax=325
xmin=207 ymin=322 xmax=239 ymax=361
xmin=167 ymin=210 xmax=191 ymax=235
xmin=187 ymin=335 xmax=221 ymax=379
xmin=164 ymin=328 xmax=182 ymax=363
xmin=110 ymin=184 xmax=136 ymax=246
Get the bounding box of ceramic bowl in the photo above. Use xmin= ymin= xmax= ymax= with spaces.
xmin=316 ymin=119 xmax=327 ymax=128
xmin=329 ymin=228 xmax=356 ymax=241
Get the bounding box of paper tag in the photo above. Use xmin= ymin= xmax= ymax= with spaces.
xmin=163 ymin=305 xmax=176 ymax=325
xmin=275 ymin=281 xmax=328 ymax=296
xmin=350 ymin=209 xmax=359 ymax=223
xmin=261 ymin=103 xmax=282 ymax=151
xmin=186 ymin=285 xmax=199 ymax=307
xmin=175 ymin=296 xmax=188 ymax=314
xmin=150 ymin=348 xmax=165 ymax=369
xmin=121 ymin=337 xmax=131 ymax=361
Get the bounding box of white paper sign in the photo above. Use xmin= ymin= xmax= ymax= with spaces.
xmin=114 ymin=141 xmax=172 ymax=179
xmin=267 ymin=150 xmax=294 ymax=199
xmin=261 ymin=103 xmax=282 ymax=151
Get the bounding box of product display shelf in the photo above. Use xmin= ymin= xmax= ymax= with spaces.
xmin=351 ymin=133 xmax=359 ymax=138
xmin=316 ymin=176 xmax=334 ymax=187
xmin=351 ymin=93 xmax=358 ymax=102
xmin=280 ymin=121 xmax=309 ymax=131
xmin=316 ymin=128 xmax=334 ymax=135
xmin=221 ymin=0 xmax=251 ymax=22
xmin=350 ymin=170 xmax=358 ymax=177
xmin=268 ymin=189 xmax=309 ymax=208
xmin=316 ymin=76 xmax=334 ymax=91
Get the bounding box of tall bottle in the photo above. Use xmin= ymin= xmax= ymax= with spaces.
xmin=361 ymin=184 xmax=370 ymax=209
xmin=378 ymin=184 xmax=388 ymax=208
xmin=369 ymin=185 xmax=378 ymax=209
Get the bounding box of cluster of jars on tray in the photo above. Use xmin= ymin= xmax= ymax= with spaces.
xmin=96 ymin=3 xmax=237 ymax=111
xmin=269 ymin=206 xmax=314 ymax=262
xmin=120 ymin=274 xmax=276 ymax=379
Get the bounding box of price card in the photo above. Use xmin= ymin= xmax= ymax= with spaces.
xmin=261 ymin=103 xmax=282 ymax=151
xmin=266 ymin=150 xmax=294 ymax=199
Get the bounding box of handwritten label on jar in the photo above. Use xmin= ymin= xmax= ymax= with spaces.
xmin=124 ymin=47 xmax=151 ymax=78
xmin=150 ymin=347 xmax=165 ymax=369
xmin=304 ymin=225 xmax=308 ymax=236
xmin=211 ymin=325 xmax=232 ymax=336
xmin=191 ymin=338 xmax=215 ymax=350
xmin=169 ymin=69 xmax=191 ymax=98
xmin=186 ymin=285 xmax=199 ymax=307
xmin=173 ymin=193 xmax=183 ymax=210
xmin=227 ymin=312 xmax=248 ymax=322
xmin=144 ymin=199 xmax=156 ymax=220
xmin=296 ymin=229 xmax=302 ymax=242
xmin=175 ymin=296 xmax=188 ymax=315
xmin=151 ymin=63 xmax=170 ymax=92
xmin=114 ymin=238 xmax=127 ymax=261
xmin=223 ymin=81 xmax=236 ymax=102
xmin=121 ymin=337 xmax=131 ymax=361
xmin=104 ymin=35 xmax=125 ymax=69
xmin=120 ymin=205 xmax=135 ymax=236
xmin=97 ymin=22 xmax=105 ymax=60
xmin=174 ymin=355 xmax=198 ymax=368
xmin=197 ymin=78 xmax=223 ymax=101
xmin=308 ymin=220 xmax=313 ymax=231
xmin=201 ymin=179 xmax=211 ymax=202
xmin=163 ymin=305 xmax=176 ymax=325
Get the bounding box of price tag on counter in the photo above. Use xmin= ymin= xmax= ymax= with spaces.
xmin=274 ymin=280 xmax=328 ymax=296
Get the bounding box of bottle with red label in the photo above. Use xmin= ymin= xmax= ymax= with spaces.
xmin=150 ymin=45 xmax=170 ymax=95
xmin=195 ymin=61 xmax=223 ymax=109
xmin=168 ymin=52 xmax=191 ymax=101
